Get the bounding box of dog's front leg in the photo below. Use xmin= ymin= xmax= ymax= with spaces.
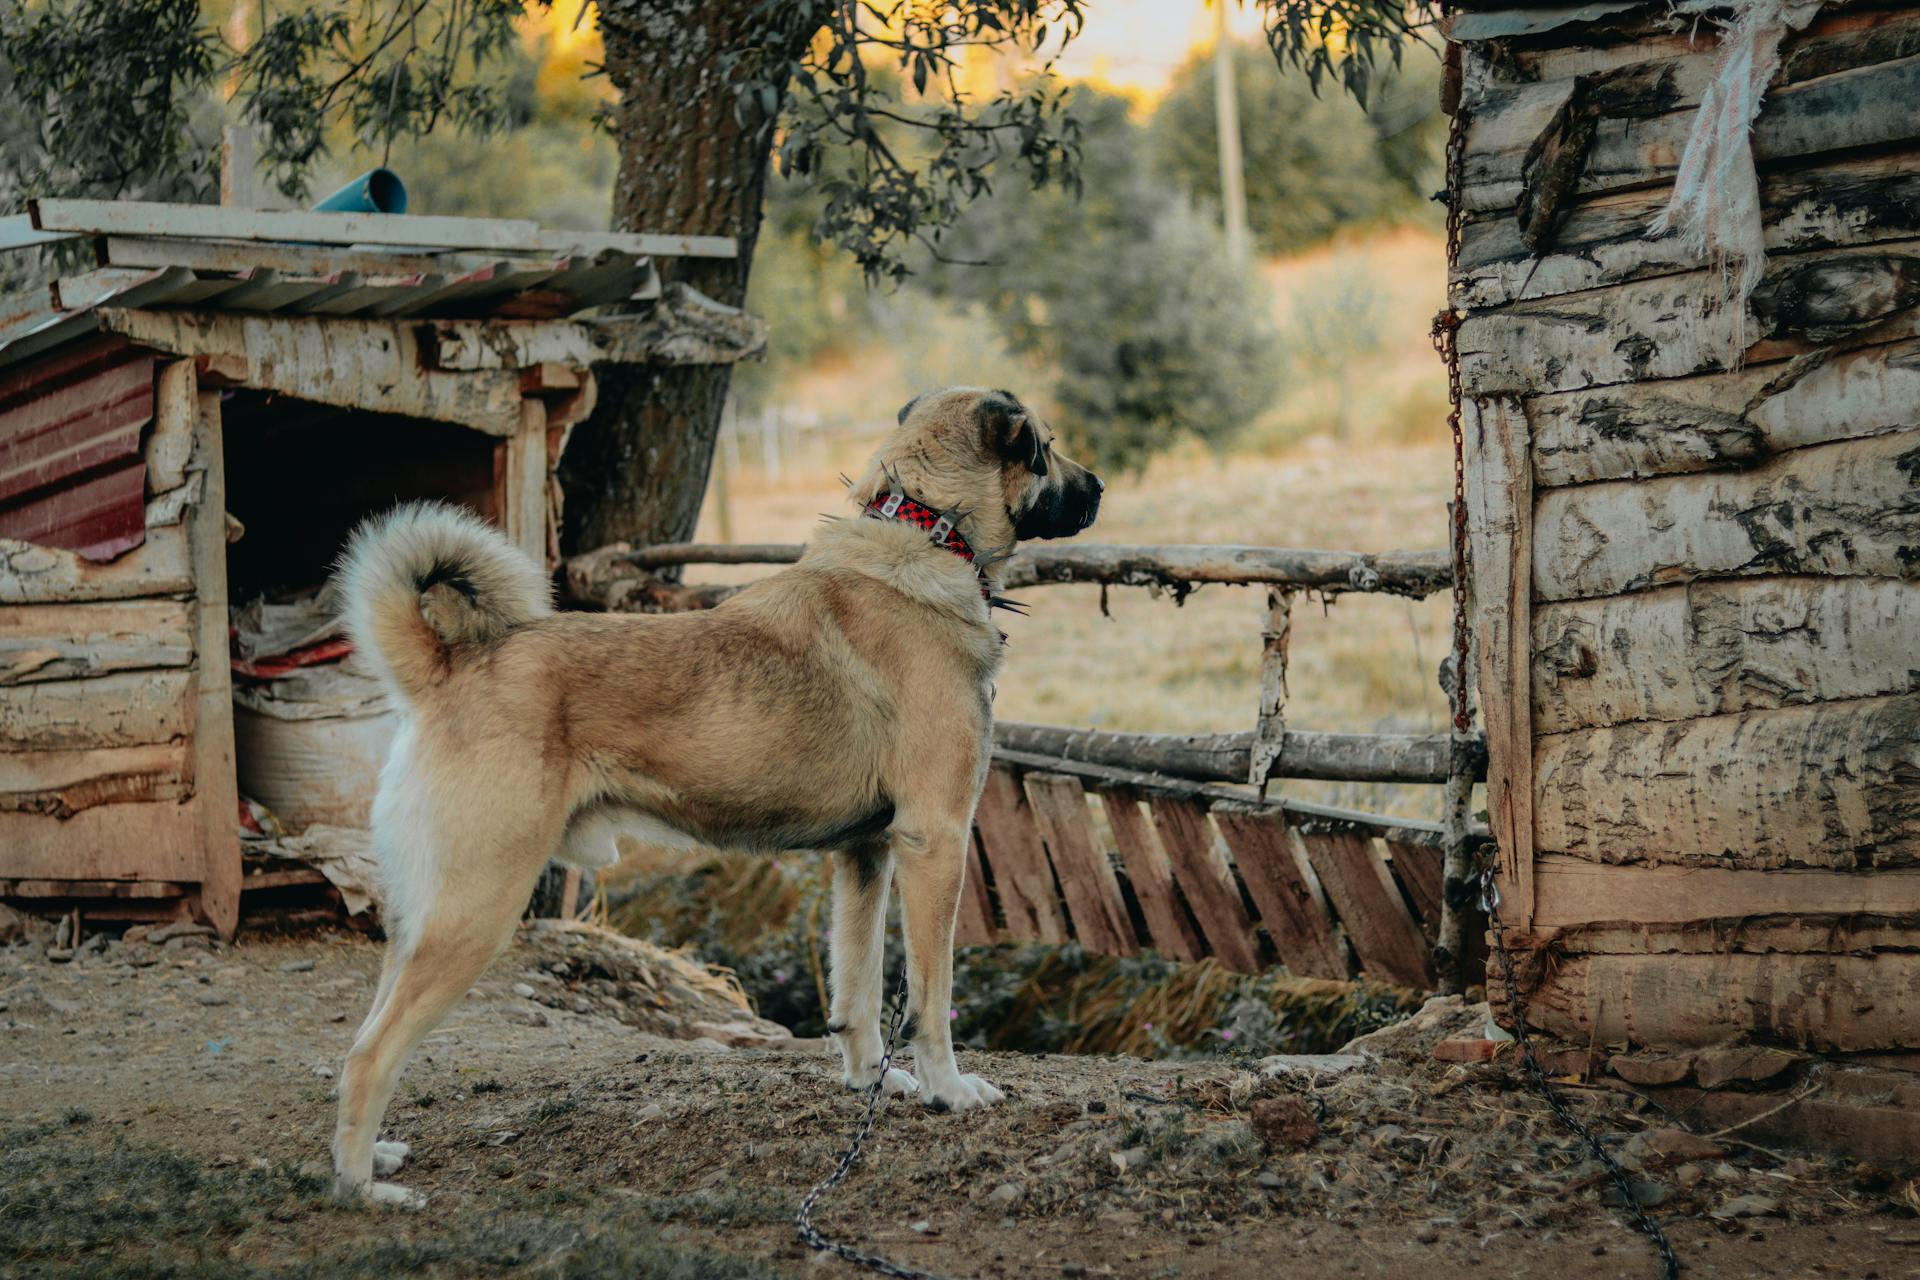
xmin=828 ymin=841 xmax=916 ymax=1096
xmin=897 ymin=823 xmax=1004 ymax=1112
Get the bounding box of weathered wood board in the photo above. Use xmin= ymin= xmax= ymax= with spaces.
xmin=1464 ymin=396 xmax=1536 ymax=924
xmin=0 ymin=743 xmax=192 ymax=817
xmin=1023 ymin=772 xmax=1137 ymax=956
xmin=1519 ymin=952 xmax=1920 ymax=1052
xmin=1527 ymin=335 xmax=1920 ymax=487
xmin=1534 ymin=577 xmax=1920 ymax=733
xmin=1212 ymin=809 xmax=1350 ymax=979
xmin=1295 ymin=831 xmax=1433 ymax=989
xmin=1534 ymin=693 xmax=1920 ymax=869
xmin=1459 ymin=241 xmax=1920 ymax=397
xmin=1532 ymin=854 xmax=1920 ymax=929
xmin=1096 ymin=786 xmax=1206 ymax=963
xmin=1146 ymin=795 xmax=1262 ymax=973
xmin=0 ymin=527 xmax=191 ymax=603
xmin=972 ymin=767 xmax=1069 ymax=944
xmin=1458 ymin=149 xmax=1920 ymax=307
xmin=1532 ymin=429 xmax=1920 ymax=603
xmin=954 ymin=828 xmax=998 ymax=946
xmin=0 ymin=599 xmax=194 ymax=685
xmin=0 ymin=669 xmax=194 ymax=752
xmin=0 ymin=801 xmax=203 ymax=881
xmin=1463 ymin=53 xmax=1920 ymax=214
xmin=1385 ymin=839 xmax=1445 ymax=930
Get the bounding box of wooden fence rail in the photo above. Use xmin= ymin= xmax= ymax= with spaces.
xmin=993 ymin=721 xmax=1484 ymax=786
xmin=594 ymin=541 xmax=1453 ymax=599
xmin=964 ymin=753 xmax=1457 ymax=989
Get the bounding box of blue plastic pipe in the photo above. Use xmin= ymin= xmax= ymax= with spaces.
xmin=311 ymin=168 xmax=408 ymax=215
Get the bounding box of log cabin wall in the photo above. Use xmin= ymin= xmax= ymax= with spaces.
xmin=1453 ymin=1 xmax=1920 ymax=1077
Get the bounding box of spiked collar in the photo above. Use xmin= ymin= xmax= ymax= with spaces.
xmin=863 ymin=489 xmax=988 ymax=598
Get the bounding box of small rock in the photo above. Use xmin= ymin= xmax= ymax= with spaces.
xmin=1110 ymin=1146 xmax=1151 ymax=1174
xmin=512 ymin=982 xmax=536 ymax=999
xmin=988 ymin=1182 xmax=1023 ymax=1207
xmin=44 ymin=948 xmax=74 ymax=964
xmin=909 ymin=1221 xmax=933 ymax=1235
xmin=1250 ymin=1096 xmax=1319 ymax=1152
xmin=502 ymin=1006 xmax=549 ymax=1027
xmin=195 ymin=990 xmax=231 ymax=1006
xmin=1675 ymin=1163 xmax=1705 ymax=1189
xmin=124 ymin=946 xmax=159 ymax=968
xmin=1623 ymin=1127 xmax=1725 ymax=1170
xmin=486 ymin=1130 xmax=521 ymax=1146
xmin=148 ymin=922 xmax=214 ymax=945
xmin=1414 ymin=1225 xmax=1441 ymax=1244
xmin=164 ymin=935 xmax=212 ymax=952
xmin=313 ymin=1065 xmax=335 ymax=1078
xmin=279 ymin=959 xmax=316 ymax=974
xmin=1431 ymin=1039 xmax=1500 ymax=1064
xmin=1609 ymin=1053 xmax=1696 ymax=1087
xmin=1255 ymin=1171 xmax=1285 ymax=1190
xmin=1692 ymin=1045 xmax=1803 ymax=1090
xmin=329 ymin=1012 xmax=347 ymax=1023
xmin=1710 ymin=1194 xmax=1780 ymax=1221
xmin=634 ymin=1103 xmax=666 ymax=1122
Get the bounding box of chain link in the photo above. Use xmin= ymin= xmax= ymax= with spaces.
xmin=1435 ymin=59 xmax=1679 ymax=1280
xmin=796 ymin=970 xmax=961 ymax=1280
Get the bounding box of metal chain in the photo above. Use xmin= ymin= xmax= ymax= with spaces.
xmin=1434 ymin=54 xmax=1680 ymax=1280
xmin=796 ymin=970 xmax=961 ymax=1280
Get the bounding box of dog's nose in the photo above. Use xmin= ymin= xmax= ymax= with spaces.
xmin=1092 ymin=474 xmax=1104 ymax=493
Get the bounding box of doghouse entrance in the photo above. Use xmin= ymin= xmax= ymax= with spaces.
xmin=221 ymin=390 xmax=507 ymax=848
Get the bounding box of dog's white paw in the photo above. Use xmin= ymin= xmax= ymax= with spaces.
xmin=920 ymin=1073 xmax=1004 ymax=1113
xmin=843 ymin=1065 xmax=919 ymax=1097
xmin=372 ymin=1141 xmax=411 ymax=1176
xmin=368 ymin=1181 xmax=427 ymax=1210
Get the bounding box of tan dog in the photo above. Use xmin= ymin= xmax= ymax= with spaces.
xmin=327 ymin=387 xmax=1101 ymax=1204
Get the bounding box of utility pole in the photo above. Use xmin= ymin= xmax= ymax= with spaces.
xmin=1212 ymin=0 xmax=1251 ymax=263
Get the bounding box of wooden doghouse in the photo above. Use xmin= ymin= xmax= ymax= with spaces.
xmin=1450 ymin=3 xmax=1920 ymax=1158
xmin=0 ymin=201 xmax=758 ymax=936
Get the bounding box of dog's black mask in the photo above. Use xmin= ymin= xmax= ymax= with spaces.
xmin=1014 ymin=456 xmax=1102 ymax=540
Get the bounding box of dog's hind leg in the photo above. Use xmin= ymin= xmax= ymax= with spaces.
xmin=895 ymin=822 xmax=1004 ymax=1112
xmin=331 ymin=866 xmax=542 ymax=1206
xmin=827 ymin=839 xmax=916 ymax=1096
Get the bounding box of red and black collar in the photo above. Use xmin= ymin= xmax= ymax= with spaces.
xmin=863 ymin=490 xmax=990 ymax=600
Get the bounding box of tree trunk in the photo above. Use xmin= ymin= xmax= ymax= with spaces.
xmin=559 ymin=2 xmax=815 ymax=555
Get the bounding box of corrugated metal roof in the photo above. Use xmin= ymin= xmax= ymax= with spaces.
xmin=0 ymin=335 xmax=155 ymax=559
xmin=0 ymin=245 xmax=663 ymax=372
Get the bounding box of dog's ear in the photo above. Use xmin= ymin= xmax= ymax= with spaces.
xmin=979 ymin=392 xmax=1047 ymax=476
xmin=896 ymin=393 xmax=923 ymax=425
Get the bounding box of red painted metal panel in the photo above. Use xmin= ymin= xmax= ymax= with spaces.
xmin=0 ymin=335 xmax=156 ymax=560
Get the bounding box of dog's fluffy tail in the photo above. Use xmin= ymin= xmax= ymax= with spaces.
xmin=333 ymin=502 xmax=551 ymax=704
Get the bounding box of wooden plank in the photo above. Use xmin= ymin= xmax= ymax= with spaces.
xmin=953 ymin=827 xmax=997 ymax=946
xmin=1463 ymin=396 xmax=1534 ymax=926
xmin=1521 ymin=952 xmax=1920 ymax=1052
xmin=0 ymin=524 xmax=191 ymax=603
xmin=1096 ymin=786 xmax=1205 ymax=963
xmin=0 ymin=669 xmax=192 ymax=751
xmin=0 ymin=598 xmax=193 ymax=685
xmin=1296 ymin=831 xmax=1434 ymax=989
xmin=0 ymin=743 xmax=191 ymax=817
xmin=1212 ymin=809 xmax=1349 ymax=979
xmin=0 ymin=801 xmax=202 ymax=880
xmin=1462 ymin=54 xmax=1920 ymax=214
xmin=1534 ymin=693 xmax=1920 ymax=870
xmin=30 ymin=198 xmax=736 ymax=259
xmin=423 ymin=287 xmax=766 ymax=370
xmin=100 ymin=235 xmax=574 ymax=280
xmin=1459 ymin=240 xmax=1920 ymax=397
xmin=1533 ymin=429 xmax=1920 ymax=603
xmin=1527 ymin=335 xmax=1920 ymax=488
xmin=96 ymin=309 xmax=527 ymax=436
xmin=970 ymin=766 xmax=1068 ymax=944
xmin=1145 ymin=794 xmax=1261 ymax=973
xmin=1534 ymin=577 xmax=1920 ymax=734
xmin=1022 ymin=773 xmax=1137 ymax=956
xmin=0 ymin=878 xmax=187 ymax=898
xmin=1457 ymin=148 xmax=1920 ymax=308
xmin=1386 ymin=839 xmax=1445 ymax=928
xmin=503 ymin=399 xmax=550 ymax=566
xmin=240 ymin=867 xmax=330 ymax=892
xmin=993 ymin=720 xmax=1463 ymax=785
xmin=185 ymin=382 xmax=241 ymax=938
xmin=1532 ymin=854 xmax=1920 ymax=929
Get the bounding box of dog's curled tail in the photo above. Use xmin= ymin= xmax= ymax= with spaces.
xmin=333 ymin=502 xmax=551 ymax=703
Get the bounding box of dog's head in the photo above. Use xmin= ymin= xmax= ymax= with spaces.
xmin=852 ymin=388 xmax=1102 ymax=557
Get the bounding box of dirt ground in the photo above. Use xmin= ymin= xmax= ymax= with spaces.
xmin=4 ymin=925 xmax=1917 ymax=1280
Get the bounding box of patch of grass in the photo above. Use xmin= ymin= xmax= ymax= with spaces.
xmin=0 ymin=1124 xmax=798 ymax=1279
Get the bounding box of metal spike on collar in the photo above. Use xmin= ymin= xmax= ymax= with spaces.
xmin=988 ymin=594 xmax=1030 ymax=616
